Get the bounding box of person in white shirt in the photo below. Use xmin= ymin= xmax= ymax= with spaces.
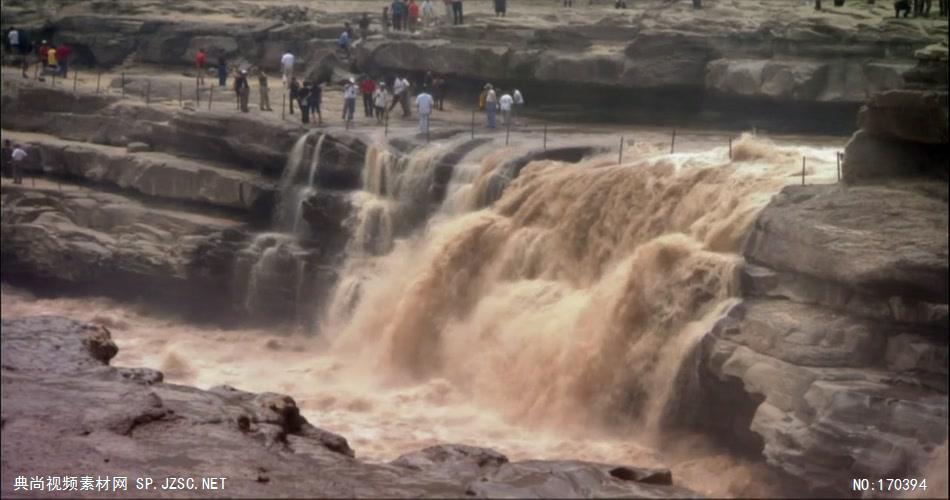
xmin=343 ymin=78 xmax=358 ymax=122
xmin=422 ymin=0 xmax=435 ymax=24
xmin=499 ymin=92 xmax=513 ymax=128
xmin=280 ymin=52 xmax=295 ymax=86
xmin=373 ymin=82 xmax=389 ymax=123
xmin=11 ymin=144 xmax=27 ymax=185
xmin=484 ymin=84 xmax=497 ymax=129
xmin=389 ymin=76 xmax=411 ymax=117
xmin=390 ymin=76 xmax=405 ymax=113
xmin=416 ymin=88 xmax=434 ymax=134
xmin=512 ymin=89 xmax=524 ymax=125
xmin=8 ymin=28 xmax=19 ymax=54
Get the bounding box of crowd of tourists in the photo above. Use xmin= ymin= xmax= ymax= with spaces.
xmin=4 ymin=27 xmax=73 ymax=80
xmin=197 ymin=42 xmax=530 ymax=136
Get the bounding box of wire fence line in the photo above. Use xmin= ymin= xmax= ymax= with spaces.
xmin=20 ymin=65 xmax=843 ymax=186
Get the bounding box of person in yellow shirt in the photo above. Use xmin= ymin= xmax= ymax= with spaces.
xmin=46 ymin=46 xmax=57 ymax=70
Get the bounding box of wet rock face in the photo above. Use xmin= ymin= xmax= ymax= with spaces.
xmin=701 ymin=181 xmax=949 ymax=496
xmin=843 ymin=90 xmax=949 ymax=182
xmin=0 ymin=185 xmax=249 ymax=319
xmin=0 ymin=316 xmax=697 ymax=498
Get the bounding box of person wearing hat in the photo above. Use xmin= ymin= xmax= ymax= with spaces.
xmin=373 ymin=81 xmax=389 ymax=124
xmin=342 ymin=78 xmax=358 ymax=123
xmin=234 ymin=69 xmax=251 ymax=113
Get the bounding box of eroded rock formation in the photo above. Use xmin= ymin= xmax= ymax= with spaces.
xmin=0 ymin=316 xmax=697 ymax=498
xmin=2 ymin=0 xmax=946 ymax=130
xmin=697 ymin=87 xmax=949 ymax=495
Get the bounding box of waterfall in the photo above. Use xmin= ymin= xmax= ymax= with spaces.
xmin=324 ymin=133 xmax=819 ymax=436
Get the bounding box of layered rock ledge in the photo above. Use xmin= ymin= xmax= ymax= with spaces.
xmin=0 ymin=315 xmax=697 ymax=499
xmin=696 ymin=88 xmax=949 ymax=495
xmin=2 ymin=0 xmax=946 ymax=131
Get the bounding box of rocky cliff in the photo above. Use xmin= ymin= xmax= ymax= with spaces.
xmin=0 ymin=315 xmax=697 ymax=498
xmin=2 ymin=0 xmax=946 ymax=131
xmin=696 ymin=87 xmax=949 ymax=496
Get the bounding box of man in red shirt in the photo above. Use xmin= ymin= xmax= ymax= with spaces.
xmin=56 ymin=42 xmax=71 ymax=77
xmin=408 ymin=0 xmax=420 ymax=32
xmin=38 ymin=41 xmax=49 ymax=69
xmin=195 ymin=48 xmax=207 ymax=85
xmin=360 ymin=77 xmax=377 ymax=118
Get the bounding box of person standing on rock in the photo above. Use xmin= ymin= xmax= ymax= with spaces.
xmin=7 ymin=27 xmax=19 ymax=57
xmin=392 ymin=0 xmax=405 ymax=31
xmin=513 ymin=88 xmax=524 ymax=124
xmin=217 ymin=56 xmax=229 ymax=87
xmin=360 ymin=77 xmax=377 ymax=118
xmin=11 ymin=144 xmax=27 ymax=185
xmin=343 ymin=78 xmax=358 ymax=123
xmin=195 ymin=48 xmax=207 ymax=85
xmin=390 ymin=75 xmax=407 ymax=115
xmin=234 ymin=69 xmax=251 ymax=113
xmin=408 ymin=0 xmax=421 ymax=32
xmin=280 ymin=51 xmax=295 ymax=87
xmin=484 ymin=84 xmax=497 ymax=129
xmin=499 ymin=91 xmax=513 ymax=128
xmin=37 ymin=40 xmax=48 ymax=71
xmin=422 ymin=0 xmax=435 ymax=26
xmin=289 ymin=76 xmax=300 ymax=115
xmin=400 ymin=76 xmax=413 ymax=117
xmin=46 ymin=44 xmax=57 ymax=75
xmin=1 ymin=140 xmax=11 ymax=179
xmin=308 ymin=81 xmax=323 ymax=125
xmin=298 ymin=82 xmax=312 ymax=124
xmin=257 ymin=69 xmax=273 ymax=111
xmin=494 ymin=0 xmax=507 ymax=17
xmin=373 ymin=81 xmax=389 ymax=123
xmin=451 ymin=0 xmax=464 ymax=25
xmin=358 ymin=13 xmax=371 ymax=39
xmin=432 ymin=76 xmax=446 ymax=111
xmin=338 ymin=26 xmax=352 ymax=58
xmin=56 ymin=42 xmax=71 ymax=78
xmin=443 ymin=0 xmax=453 ymax=23
xmin=416 ymin=87 xmax=434 ymax=135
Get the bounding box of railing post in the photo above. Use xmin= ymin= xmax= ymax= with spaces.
xmin=281 ymin=93 xmax=286 ymax=120
xmin=73 ymin=69 xmax=78 ymax=92
xmin=505 ymin=113 xmax=511 ymax=146
xmin=836 ymin=152 xmax=840 ymax=182
xmin=802 ymin=156 xmax=806 ymax=186
xmin=51 ymin=71 xmax=56 ymax=87
xmin=618 ymin=136 xmax=624 ymax=164
xmin=728 ymin=136 xmax=733 ymax=159
xmin=670 ymin=129 xmax=676 ymax=154
xmin=179 ymin=81 xmax=183 ymax=107
xmin=543 ymin=123 xmax=548 ymax=151
xmin=208 ymin=84 xmax=213 ymax=110
xmin=96 ymin=71 xmax=101 ymax=94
